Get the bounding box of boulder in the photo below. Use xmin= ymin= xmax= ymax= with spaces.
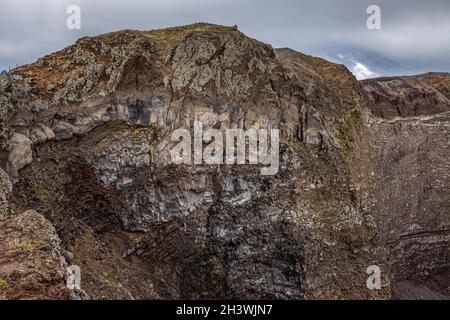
xmin=7 ymin=133 xmax=33 ymax=181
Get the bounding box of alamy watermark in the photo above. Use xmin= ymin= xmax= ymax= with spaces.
xmin=66 ymin=5 xmax=81 ymax=30
xmin=170 ymin=120 xmax=280 ymax=176
xmin=66 ymin=265 xmax=81 ymax=290
xmin=65 ymin=5 xmax=380 ymax=32
xmin=367 ymin=5 xmax=381 ymax=30
xmin=366 ymin=265 xmax=381 ymax=290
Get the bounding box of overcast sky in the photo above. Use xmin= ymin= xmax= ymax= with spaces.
xmin=1 ymin=0 xmax=450 ymax=79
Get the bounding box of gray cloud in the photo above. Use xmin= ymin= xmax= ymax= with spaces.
xmin=1 ymin=0 xmax=449 ymax=79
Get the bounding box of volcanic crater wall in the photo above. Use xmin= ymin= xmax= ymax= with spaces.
xmin=363 ymin=75 xmax=450 ymax=298
xmin=0 ymin=23 xmax=448 ymax=299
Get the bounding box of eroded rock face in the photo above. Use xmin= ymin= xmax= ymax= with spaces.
xmin=363 ymin=74 xmax=450 ymax=299
xmin=363 ymin=73 xmax=450 ymax=119
xmin=0 ymin=170 xmax=69 ymax=300
xmin=0 ymin=23 xmax=446 ymax=300
xmin=0 ymin=168 xmax=12 ymax=215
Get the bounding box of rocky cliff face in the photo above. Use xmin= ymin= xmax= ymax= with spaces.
xmin=363 ymin=74 xmax=450 ymax=299
xmin=0 ymin=168 xmax=69 ymax=299
xmin=0 ymin=23 xmax=447 ymax=299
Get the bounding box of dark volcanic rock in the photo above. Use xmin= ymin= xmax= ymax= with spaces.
xmin=363 ymin=73 xmax=450 ymax=299
xmin=0 ymin=23 xmax=447 ymax=300
xmin=362 ymin=73 xmax=450 ymax=119
xmin=0 ymin=169 xmax=70 ymax=300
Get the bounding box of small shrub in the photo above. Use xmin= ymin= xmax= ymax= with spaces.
xmin=35 ymin=185 xmax=49 ymax=199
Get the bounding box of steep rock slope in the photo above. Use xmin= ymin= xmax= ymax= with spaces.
xmin=363 ymin=73 xmax=450 ymax=119
xmin=363 ymin=74 xmax=450 ymax=299
xmin=0 ymin=23 xmax=401 ymax=299
xmin=0 ymin=168 xmax=69 ymax=299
